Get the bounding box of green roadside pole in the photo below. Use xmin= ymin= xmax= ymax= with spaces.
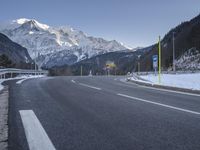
xmin=158 ymin=36 xmax=161 ymax=84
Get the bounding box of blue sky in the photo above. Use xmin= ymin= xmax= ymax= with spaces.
xmin=0 ymin=0 xmax=200 ymax=48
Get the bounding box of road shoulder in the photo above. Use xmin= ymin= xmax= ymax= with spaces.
xmin=0 ymin=87 xmax=9 ymax=150
xmin=128 ymin=77 xmax=200 ymax=95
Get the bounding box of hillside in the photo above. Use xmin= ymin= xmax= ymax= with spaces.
xmin=139 ymin=14 xmax=200 ymax=71
xmin=175 ymin=47 xmax=200 ymax=70
xmin=48 ymin=46 xmax=152 ymax=76
xmin=0 ymin=33 xmax=33 ymax=68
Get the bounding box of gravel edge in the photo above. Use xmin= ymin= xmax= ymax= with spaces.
xmin=0 ymin=86 xmax=8 ymax=150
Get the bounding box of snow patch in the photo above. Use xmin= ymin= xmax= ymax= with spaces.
xmin=29 ymin=31 xmax=34 ymax=34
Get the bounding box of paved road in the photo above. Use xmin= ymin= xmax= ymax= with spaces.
xmin=6 ymin=76 xmax=200 ymax=150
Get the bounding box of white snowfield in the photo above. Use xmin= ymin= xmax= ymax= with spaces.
xmin=138 ymin=73 xmax=200 ymax=90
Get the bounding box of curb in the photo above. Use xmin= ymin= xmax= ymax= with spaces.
xmin=127 ymin=78 xmax=200 ymax=95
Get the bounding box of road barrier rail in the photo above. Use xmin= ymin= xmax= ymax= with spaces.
xmin=0 ymin=68 xmax=48 ymax=79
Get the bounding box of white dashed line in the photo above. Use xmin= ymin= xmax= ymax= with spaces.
xmin=79 ymin=83 xmax=101 ymax=90
xmin=19 ymin=110 xmax=56 ymax=150
xmin=117 ymin=93 xmax=200 ymax=115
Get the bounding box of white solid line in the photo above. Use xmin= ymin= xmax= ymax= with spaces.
xmin=19 ymin=110 xmax=56 ymax=150
xmin=79 ymin=83 xmax=101 ymax=90
xmin=138 ymin=85 xmax=200 ymax=97
xmin=117 ymin=93 xmax=200 ymax=115
xmin=71 ymin=80 xmax=76 ymax=83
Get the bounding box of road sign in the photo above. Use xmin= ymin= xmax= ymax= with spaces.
xmin=152 ymin=55 xmax=158 ymax=69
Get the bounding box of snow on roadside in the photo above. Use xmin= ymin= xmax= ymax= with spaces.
xmin=138 ymin=73 xmax=200 ymax=90
xmin=16 ymin=78 xmax=28 ymax=84
xmin=0 ymin=75 xmax=45 ymax=91
xmin=0 ymin=81 xmax=4 ymax=91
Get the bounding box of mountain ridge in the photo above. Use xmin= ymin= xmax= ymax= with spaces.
xmin=48 ymin=14 xmax=200 ymax=75
xmin=0 ymin=18 xmax=130 ymax=68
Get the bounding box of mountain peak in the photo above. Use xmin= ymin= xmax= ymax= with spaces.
xmin=13 ymin=18 xmax=49 ymax=30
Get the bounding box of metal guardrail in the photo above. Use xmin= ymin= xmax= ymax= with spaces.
xmin=0 ymin=68 xmax=48 ymax=79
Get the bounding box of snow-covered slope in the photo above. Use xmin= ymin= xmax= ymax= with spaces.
xmin=0 ymin=33 xmax=32 ymax=64
xmin=0 ymin=18 xmax=129 ymax=68
xmin=176 ymin=47 xmax=200 ymax=70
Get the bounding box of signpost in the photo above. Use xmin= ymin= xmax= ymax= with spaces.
xmin=158 ymin=36 xmax=161 ymax=84
xmin=81 ymin=65 xmax=83 ymax=76
xmin=152 ymin=55 xmax=158 ymax=75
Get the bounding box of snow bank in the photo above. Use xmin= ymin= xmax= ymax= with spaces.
xmin=0 ymin=75 xmax=45 ymax=91
xmin=139 ymin=73 xmax=200 ymax=90
xmin=0 ymin=81 xmax=4 ymax=91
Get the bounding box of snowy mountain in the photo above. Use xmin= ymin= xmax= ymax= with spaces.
xmin=0 ymin=18 xmax=129 ymax=68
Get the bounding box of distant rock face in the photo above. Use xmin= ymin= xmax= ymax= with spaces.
xmin=0 ymin=18 xmax=129 ymax=68
xmin=0 ymin=33 xmax=32 ymax=64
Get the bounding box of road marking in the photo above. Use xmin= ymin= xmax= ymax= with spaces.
xmin=79 ymin=83 xmax=101 ymax=90
xmin=117 ymin=93 xmax=200 ymax=115
xmin=71 ymin=80 xmax=76 ymax=83
xmin=138 ymin=85 xmax=200 ymax=97
xmin=116 ymin=80 xmax=140 ymax=88
xmin=120 ymin=79 xmax=139 ymax=86
xmin=16 ymin=78 xmax=28 ymax=84
xmin=19 ymin=110 xmax=56 ymax=150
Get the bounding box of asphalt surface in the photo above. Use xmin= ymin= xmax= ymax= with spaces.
xmin=5 ymin=76 xmax=200 ymax=150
